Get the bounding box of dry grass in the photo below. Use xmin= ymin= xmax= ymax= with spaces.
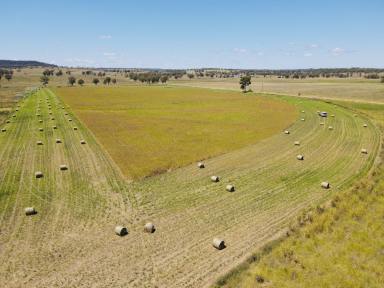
xmin=214 ymin=102 xmax=384 ymax=288
xmin=0 ymin=84 xmax=380 ymax=287
xmin=171 ymin=77 xmax=384 ymax=104
xmin=54 ymin=86 xmax=297 ymax=179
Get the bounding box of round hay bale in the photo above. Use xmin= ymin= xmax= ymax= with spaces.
xmin=36 ymin=114 xmax=40 ymax=117
xmin=321 ymin=181 xmax=330 ymax=189
xmin=1 ymin=128 xmax=6 ymax=132
xmin=284 ymin=130 xmax=290 ymax=134
xmin=331 ymin=114 xmax=335 ymax=117
xmin=197 ymin=162 xmax=205 ymax=169
xmin=25 ymin=207 xmax=37 ymax=216
xmin=363 ymin=124 xmax=367 ymax=127
xmin=62 ymin=106 xmax=65 ymax=109
xmin=301 ymin=118 xmax=305 ymax=121
xmin=39 ymin=128 xmax=43 ymax=132
xmin=6 ymin=120 xmax=10 ymax=123
xmin=361 ymin=149 xmax=368 ymax=154
xmin=35 ymin=171 xmax=43 ymax=178
xmin=53 ymin=125 xmax=57 ymax=129
xmin=55 ymin=138 xmax=62 ymax=143
xmin=68 ymin=119 xmax=72 ymax=122
xmin=320 ymin=123 xmax=324 ymax=126
xmin=12 ymin=115 xmax=16 ymax=118
xmin=296 ymin=154 xmax=304 ymax=160
xmin=73 ymin=127 xmax=78 ymax=130
xmin=64 ymin=113 xmax=68 ymax=115
xmin=226 ymin=184 xmax=235 ymax=192
xmin=39 ymin=120 xmax=43 ymax=123
xmin=80 ymin=139 xmax=86 ymax=144
xmin=294 ymin=141 xmax=300 ymax=146
xmin=115 ymin=226 xmax=128 ymax=236
xmin=59 ymin=164 xmax=68 ymax=171
xmin=328 ymin=126 xmax=333 ymax=130
xmin=36 ymin=141 xmax=43 ymax=145
xmin=144 ymin=222 xmax=156 ymax=233
xmin=212 ymin=238 xmax=225 ymax=250
xmin=51 ymin=117 xmax=55 ymax=120
xmin=49 ymin=112 xmax=52 ymax=115
xmin=301 ymin=110 xmax=305 ymax=113
xmin=211 ymin=176 xmax=220 ymax=182
xmin=16 ymin=109 xmax=19 ymax=111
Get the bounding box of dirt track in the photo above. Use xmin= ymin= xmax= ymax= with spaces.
xmin=0 ymin=89 xmax=380 ymax=287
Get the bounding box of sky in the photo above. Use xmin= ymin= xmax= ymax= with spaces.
xmin=1 ymin=0 xmax=383 ymax=69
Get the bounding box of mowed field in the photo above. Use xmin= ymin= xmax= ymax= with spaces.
xmin=172 ymin=77 xmax=384 ymax=104
xmin=217 ymin=102 xmax=384 ymax=288
xmin=54 ymin=86 xmax=297 ymax=179
xmin=0 ymin=85 xmax=380 ymax=287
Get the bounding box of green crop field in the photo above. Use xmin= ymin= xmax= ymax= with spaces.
xmin=0 ymin=85 xmax=380 ymax=287
xmin=53 ymin=86 xmax=297 ymax=179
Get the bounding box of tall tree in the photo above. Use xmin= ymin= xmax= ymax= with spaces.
xmin=40 ymin=75 xmax=49 ymax=86
xmin=92 ymin=78 xmax=100 ymax=85
xmin=103 ymin=76 xmax=111 ymax=85
xmin=5 ymin=74 xmax=12 ymax=81
xmin=160 ymin=75 xmax=168 ymax=83
xmin=68 ymin=76 xmax=76 ymax=86
xmin=239 ymin=75 xmax=251 ymax=92
xmin=78 ymin=79 xmax=85 ymax=86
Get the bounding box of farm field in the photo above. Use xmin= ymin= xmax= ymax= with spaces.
xmin=171 ymin=77 xmax=384 ymax=104
xmin=54 ymin=86 xmax=297 ymax=179
xmin=217 ymin=101 xmax=384 ymax=288
xmin=0 ymin=87 xmax=380 ymax=287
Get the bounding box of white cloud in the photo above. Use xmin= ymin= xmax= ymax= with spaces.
xmin=103 ymin=52 xmax=116 ymax=56
xmin=284 ymin=51 xmax=295 ymax=56
xmin=309 ymin=43 xmax=318 ymax=49
xmin=233 ymin=48 xmax=248 ymax=53
xmin=99 ymin=35 xmax=112 ymax=40
xmin=65 ymin=58 xmax=95 ymax=65
xmin=330 ymin=47 xmax=346 ymax=56
xmin=304 ymin=52 xmax=313 ymax=57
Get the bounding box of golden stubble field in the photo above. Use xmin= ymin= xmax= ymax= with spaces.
xmin=54 ymin=85 xmax=298 ymax=179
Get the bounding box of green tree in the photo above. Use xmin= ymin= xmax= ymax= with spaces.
xmin=55 ymin=70 xmax=63 ymax=76
xmin=92 ymin=78 xmax=100 ymax=85
xmin=5 ymin=74 xmax=12 ymax=81
xmin=381 ymin=76 xmax=384 ymax=83
xmin=103 ymin=76 xmax=111 ymax=85
xmin=40 ymin=75 xmax=49 ymax=86
xmin=78 ymin=79 xmax=85 ymax=86
xmin=111 ymin=78 xmax=117 ymax=84
xmin=68 ymin=76 xmax=76 ymax=86
xmin=187 ymin=73 xmax=195 ymax=79
xmin=160 ymin=75 xmax=168 ymax=83
xmin=239 ymin=75 xmax=251 ymax=92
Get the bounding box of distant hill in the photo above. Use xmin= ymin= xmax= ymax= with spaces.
xmin=0 ymin=60 xmax=56 ymax=68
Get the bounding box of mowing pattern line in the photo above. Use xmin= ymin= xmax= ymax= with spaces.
xmin=0 ymin=89 xmax=380 ymax=287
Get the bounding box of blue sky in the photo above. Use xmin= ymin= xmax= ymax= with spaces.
xmin=1 ymin=0 xmax=383 ymax=69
